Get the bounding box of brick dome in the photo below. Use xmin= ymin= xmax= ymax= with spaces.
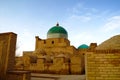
xmin=96 ymin=35 xmax=120 ymax=50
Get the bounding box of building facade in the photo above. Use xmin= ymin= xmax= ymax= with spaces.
xmin=15 ymin=23 xmax=89 ymax=74
xmin=86 ymin=35 xmax=120 ymax=80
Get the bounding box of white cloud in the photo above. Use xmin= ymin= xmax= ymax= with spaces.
xmin=16 ymin=29 xmax=35 ymax=56
xmin=102 ymin=16 xmax=120 ymax=32
xmin=0 ymin=19 xmax=35 ymax=56
xmin=72 ymin=3 xmax=83 ymax=14
xmin=63 ymin=2 xmax=101 ymax=30
xmin=69 ymin=32 xmax=95 ymax=48
xmin=62 ymin=3 xmax=102 ymax=47
xmin=69 ymin=15 xmax=91 ymax=22
xmin=71 ymin=3 xmax=98 ymax=16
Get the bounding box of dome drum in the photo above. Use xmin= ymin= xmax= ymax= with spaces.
xmin=47 ymin=33 xmax=68 ymax=39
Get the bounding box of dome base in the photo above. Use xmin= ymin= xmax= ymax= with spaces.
xmin=47 ymin=33 xmax=68 ymax=39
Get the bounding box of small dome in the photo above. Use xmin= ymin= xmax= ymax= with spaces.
xmin=47 ymin=23 xmax=68 ymax=39
xmin=96 ymin=35 xmax=120 ymax=50
xmin=78 ymin=44 xmax=89 ymax=49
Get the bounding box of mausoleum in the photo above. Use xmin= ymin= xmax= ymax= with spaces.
xmin=15 ymin=23 xmax=88 ymax=74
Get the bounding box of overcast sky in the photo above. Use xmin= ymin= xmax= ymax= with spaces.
xmin=0 ymin=0 xmax=120 ymax=56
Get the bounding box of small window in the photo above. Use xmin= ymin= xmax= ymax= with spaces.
xmin=52 ymin=41 xmax=54 ymax=44
xmin=30 ymin=56 xmax=37 ymax=63
xmin=44 ymin=40 xmax=46 ymax=44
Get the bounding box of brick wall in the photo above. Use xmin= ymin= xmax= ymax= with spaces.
xmin=0 ymin=32 xmax=17 ymax=80
xmin=7 ymin=71 xmax=31 ymax=80
xmin=86 ymin=50 xmax=120 ymax=80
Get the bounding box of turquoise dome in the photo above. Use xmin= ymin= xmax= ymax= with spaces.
xmin=78 ymin=44 xmax=89 ymax=49
xmin=47 ymin=23 xmax=68 ymax=39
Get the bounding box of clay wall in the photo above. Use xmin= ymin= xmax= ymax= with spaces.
xmin=86 ymin=50 xmax=120 ymax=80
xmin=35 ymin=36 xmax=70 ymax=49
xmin=71 ymin=55 xmax=83 ymax=74
xmin=7 ymin=71 xmax=30 ymax=80
xmin=0 ymin=32 xmax=17 ymax=80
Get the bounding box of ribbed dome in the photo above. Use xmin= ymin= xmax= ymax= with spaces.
xmin=96 ymin=35 xmax=120 ymax=50
xmin=78 ymin=44 xmax=89 ymax=49
xmin=47 ymin=23 xmax=68 ymax=39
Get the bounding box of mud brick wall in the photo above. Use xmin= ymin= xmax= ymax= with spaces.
xmin=0 ymin=32 xmax=17 ymax=80
xmin=7 ymin=71 xmax=31 ymax=80
xmin=86 ymin=50 xmax=120 ymax=80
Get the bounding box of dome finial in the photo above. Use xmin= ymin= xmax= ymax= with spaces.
xmin=56 ymin=22 xmax=59 ymax=26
